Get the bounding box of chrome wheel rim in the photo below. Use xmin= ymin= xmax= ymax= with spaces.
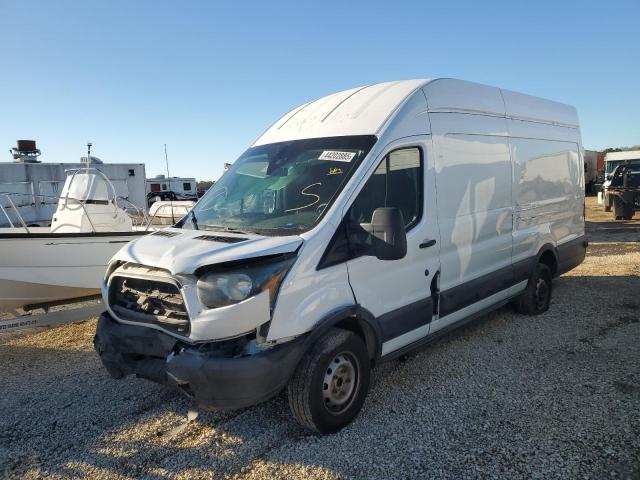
xmin=535 ymin=278 xmax=549 ymax=310
xmin=322 ymin=352 xmax=359 ymax=415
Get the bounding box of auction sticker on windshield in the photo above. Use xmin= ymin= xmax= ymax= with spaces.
xmin=318 ymin=150 xmax=356 ymax=162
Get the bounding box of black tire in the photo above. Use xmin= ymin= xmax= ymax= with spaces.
xmin=287 ymin=328 xmax=370 ymax=434
xmin=613 ymin=197 xmax=625 ymax=220
xmin=622 ymin=201 xmax=634 ymax=221
xmin=515 ymin=263 xmax=552 ymax=316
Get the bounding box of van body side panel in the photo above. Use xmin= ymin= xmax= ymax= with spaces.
xmin=423 ymin=78 xmax=506 ymax=116
xmin=266 ymin=234 xmax=356 ymax=342
xmin=503 ymin=88 xmax=584 ymax=266
xmin=439 ymin=263 xmax=516 ymax=317
xmin=509 ymin=134 xmax=584 ymax=265
xmin=500 ymin=89 xmax=579 ymax=127
xmin=377 ymin=88 xmax=431 ymax=141
xmin=508 ymin=120 xmax=582 ymax=143
xmin=556 ymin=236 xmax=587 ymax=275
xmin=429 ymin=112 xmax=514 ymax=319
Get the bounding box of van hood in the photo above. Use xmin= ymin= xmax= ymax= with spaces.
xmin=112 ymin=228 xmax=303 ymax=275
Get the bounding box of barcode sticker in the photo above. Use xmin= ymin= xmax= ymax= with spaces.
xmin=318 ymin=150 xmax=356 ymax=162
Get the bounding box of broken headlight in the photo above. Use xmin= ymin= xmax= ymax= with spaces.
xmin=196 ymin=255 xmax=296 ymax=309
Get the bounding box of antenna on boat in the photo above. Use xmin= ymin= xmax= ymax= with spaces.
xmin=164 ymin=143 xmax=174 ymax=223
xmin=86 ymin=142 xmax=92 ymax=172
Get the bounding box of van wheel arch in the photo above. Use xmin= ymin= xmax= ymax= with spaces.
xmin=303 ymin=306 xmax=382 ymax=365
xmin=536 ymin=245 xmax=559 ymax=278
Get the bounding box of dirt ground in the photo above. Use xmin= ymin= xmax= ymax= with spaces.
xmin=586 ymin=194 xmax=640 ymax=242
xmin=1 ymin=195 xmax=638 ymax=479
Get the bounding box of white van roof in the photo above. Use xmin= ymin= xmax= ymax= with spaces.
xmin=253 ymin=78 xmax=579 ymax=146
xmin=253 ymin=79 xmax=430 ymax=146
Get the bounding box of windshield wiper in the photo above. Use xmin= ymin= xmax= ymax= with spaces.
xmin=222 ymin=226 xmax=259 ymax=235
xmin=194 ymin=224 xmax=258 ymax=235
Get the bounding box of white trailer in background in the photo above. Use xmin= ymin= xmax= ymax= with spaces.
xmin=605 ymin=150 xmax=640 ymax=177
xmin=145 ymin=175 xmax=198 ymax=206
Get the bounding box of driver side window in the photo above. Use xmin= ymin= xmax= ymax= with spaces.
xmin=318 ymin=147 xmax=423 ymax=269
xmin=348 ymin=147 xmax=423 ymax=230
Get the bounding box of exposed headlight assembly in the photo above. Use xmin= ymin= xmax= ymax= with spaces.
xmin=196 ymin=254 xmax=296 ymax=310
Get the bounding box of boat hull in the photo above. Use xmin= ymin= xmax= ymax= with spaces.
xmin=0 ymin=279 xmax=98 ymax=311
xmin=0 ymin=231 xmax=148 ymax=312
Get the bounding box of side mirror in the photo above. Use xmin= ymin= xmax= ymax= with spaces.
xmin=369 ymin=207 xmax=407 ymax=260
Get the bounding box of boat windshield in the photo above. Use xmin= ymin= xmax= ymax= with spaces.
xmin=183 ymin=135 xmax=377 ymax=236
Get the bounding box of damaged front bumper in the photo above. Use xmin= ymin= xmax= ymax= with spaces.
xmin=93 ymin=311 xmax=306 ymax=410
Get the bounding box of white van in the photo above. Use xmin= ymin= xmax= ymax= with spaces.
xmin=95 ymin=79 xmax=587 ymax=434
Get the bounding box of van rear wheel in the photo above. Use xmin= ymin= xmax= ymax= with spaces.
xmin=515 ymin=263 xmax=552 ymax=316
xmin=287 ymin=328 xmax=370 ymax=434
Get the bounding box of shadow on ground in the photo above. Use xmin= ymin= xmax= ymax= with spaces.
xmin=1 ymin=272 xmax=639 ymax=479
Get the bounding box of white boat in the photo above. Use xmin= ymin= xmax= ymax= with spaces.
xmin=147 ymin=200 xmax=195 ymax=225
xmin=0 ymin=168 xmax=154 ymax=312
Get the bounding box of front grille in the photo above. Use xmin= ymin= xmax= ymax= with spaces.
xmin=109 ymin=276 xmax=190 ymax=335
xmin=193 ymin=234 xmax=248 ymax=244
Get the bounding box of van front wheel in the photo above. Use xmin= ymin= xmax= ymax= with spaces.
xmin=515 ymin=263 xmax=552 ymax=316
xmin=287 ymin=328 xmax=370 ymax=434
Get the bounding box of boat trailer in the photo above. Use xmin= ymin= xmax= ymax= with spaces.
xmin=0 ymin=295 xmax=105 ymax=334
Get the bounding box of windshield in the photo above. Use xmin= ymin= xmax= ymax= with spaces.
xmin=183 ymin=135 xmax=377 ymax=235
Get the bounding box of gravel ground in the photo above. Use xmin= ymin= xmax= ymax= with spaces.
xmin=1 ymin=196 xmax=639 ymax=479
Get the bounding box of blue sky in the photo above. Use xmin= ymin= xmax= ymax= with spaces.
xmin=1 ymin=0 xmax=639 ymax=180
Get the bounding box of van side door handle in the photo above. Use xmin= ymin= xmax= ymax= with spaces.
xmin=419 ymin=239 xmax=436 ymax=249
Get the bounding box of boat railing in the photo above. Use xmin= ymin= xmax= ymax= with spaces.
xmin=0 ymin=168 xmax=117 ymax=233
xmin=116 ymin=196 xmax=152 ymax=228
xmin=0 ymin=191 xmax=100 ymax=233
xmin=0 ymin=193 xmax=31 ymax=233
xmin=0 ymin=192 xmax=152 ymax=232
